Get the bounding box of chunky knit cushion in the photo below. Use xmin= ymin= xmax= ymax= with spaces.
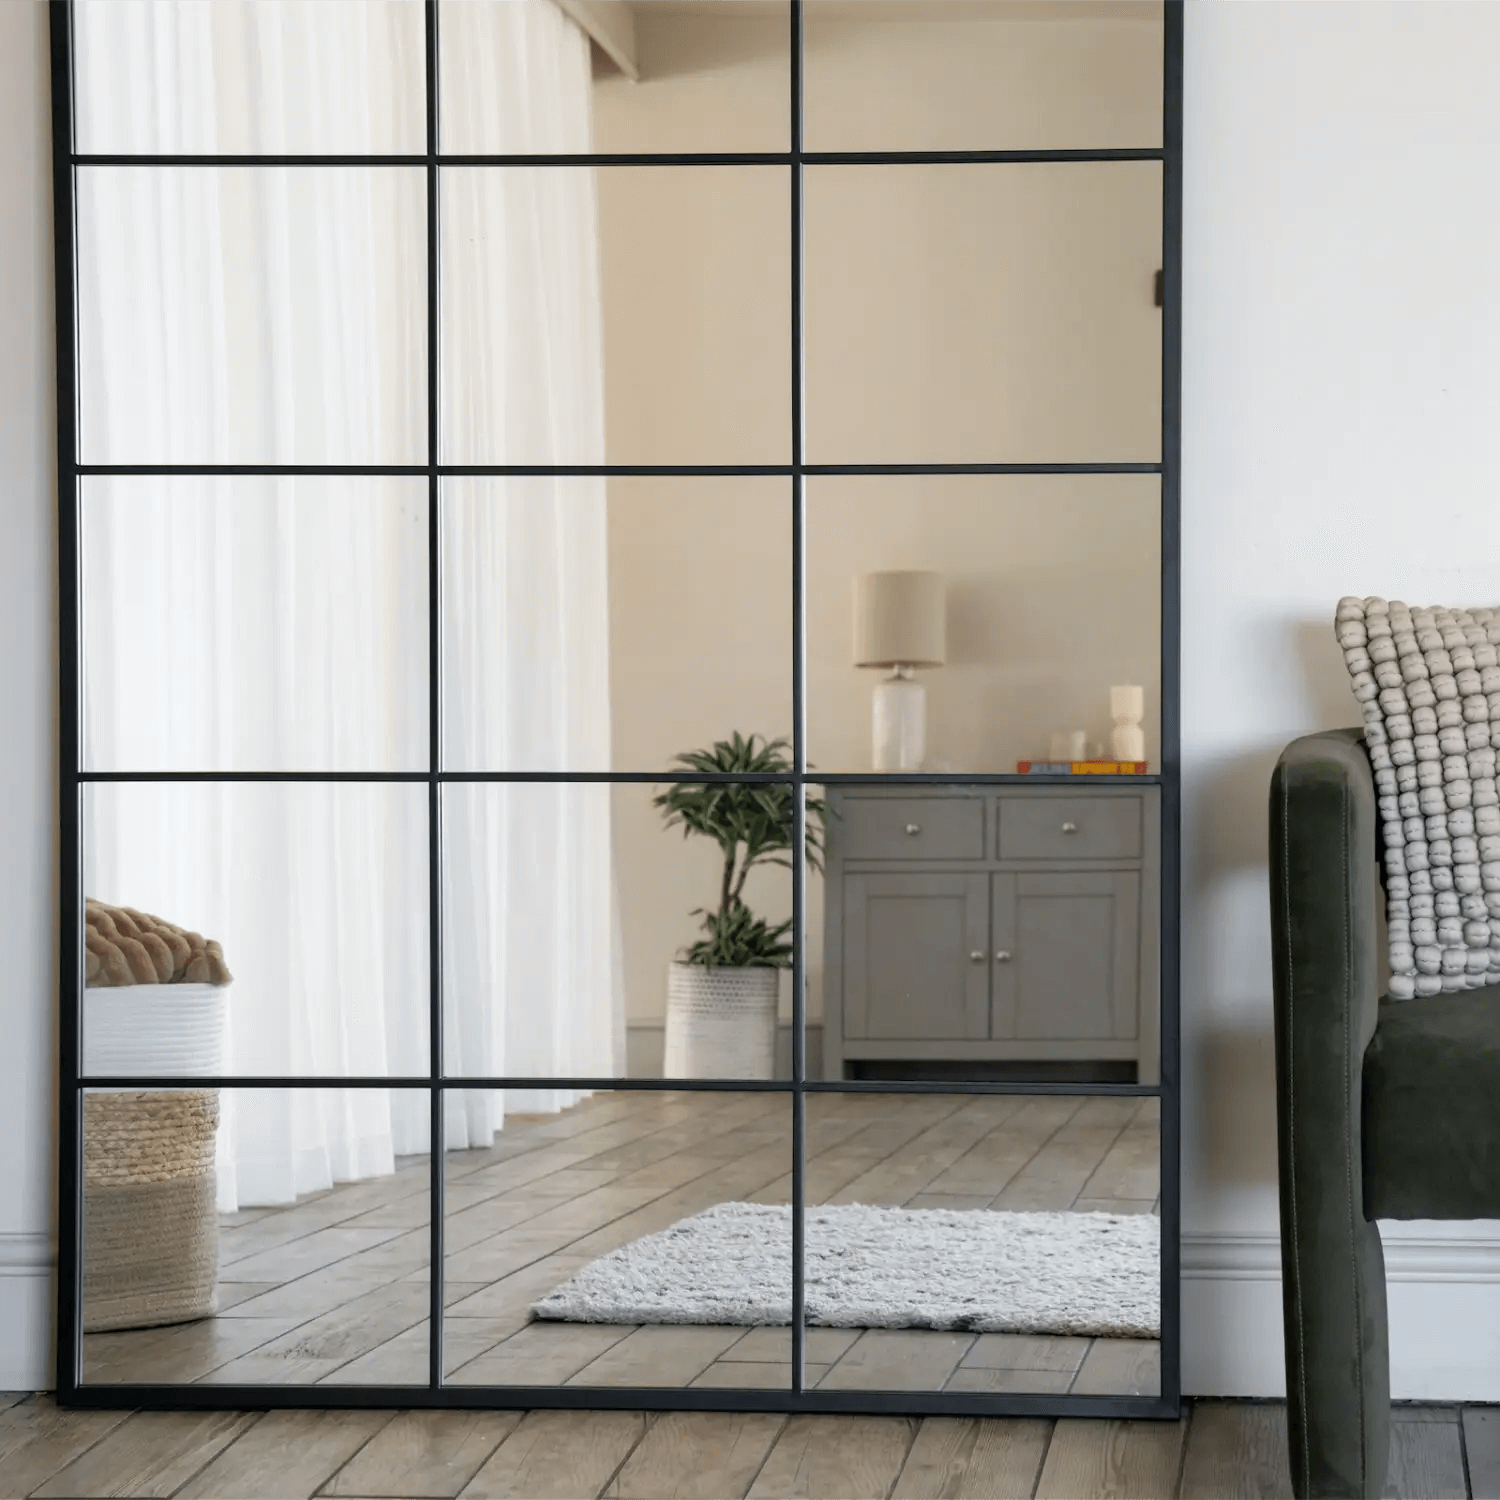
xmin=1337 ymin=596 xmax=1500 ymax=998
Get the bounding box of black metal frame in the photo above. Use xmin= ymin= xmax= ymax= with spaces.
xmin=51 ymin=0 xmax=1184 ymax=1417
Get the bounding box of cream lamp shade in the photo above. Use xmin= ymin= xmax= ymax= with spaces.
xmin=853 ymin=571 xmax=946 ymax=669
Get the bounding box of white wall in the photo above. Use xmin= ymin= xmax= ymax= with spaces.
xmin=0 ymin=0 xmax=57 ymax=1393
xmin=1181 ymin=0 xmax=1500 ymax=1398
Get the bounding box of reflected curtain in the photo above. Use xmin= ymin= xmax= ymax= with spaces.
xmin=77 ymin=0 xmax=621 ymax=1208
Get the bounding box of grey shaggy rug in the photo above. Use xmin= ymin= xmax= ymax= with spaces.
xmin=532 ymin=1202 xmax=1158 ymax=1339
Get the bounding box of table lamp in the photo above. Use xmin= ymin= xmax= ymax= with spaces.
xmin=854 ymin=570 xmax=946 ymax=771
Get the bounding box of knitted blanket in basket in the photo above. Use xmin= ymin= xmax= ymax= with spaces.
xmin=85 ymin=899 xmax=231 ymax=988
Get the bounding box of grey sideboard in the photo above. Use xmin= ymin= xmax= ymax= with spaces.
xmin=821 ymin=783 xmax=1160 ymax=1083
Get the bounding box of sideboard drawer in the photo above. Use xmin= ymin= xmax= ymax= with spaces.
xmin=836 ymin=796 xmax=985 ymax=861
xmin=998 ymin=796 xmax=1142 ymax=861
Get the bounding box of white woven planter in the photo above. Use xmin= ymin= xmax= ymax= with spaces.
xmin=664 ymin=962 xmax=779 ymax=1080
xmin=83 ymin=982 xmax=230 ymax=1078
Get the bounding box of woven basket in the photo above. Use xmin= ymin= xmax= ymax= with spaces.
xmin=663 ymin=962 xmax=779 ymax=1080
xmin=83 ymin=1089 xmax=220 ymax=1332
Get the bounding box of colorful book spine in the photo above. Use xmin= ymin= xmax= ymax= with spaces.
xmin=1016 ymin=761 xmax=1150 ymax=775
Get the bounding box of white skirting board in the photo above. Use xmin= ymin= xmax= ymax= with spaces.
xmin=0 ymin=1233 xmax=53 ymax=1392
xmin=1183 ymin=1228 xmax=1500 ymax=1400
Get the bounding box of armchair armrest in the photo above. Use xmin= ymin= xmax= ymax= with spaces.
xmin=1269 ymin=728 xmax=1389 ymax=1499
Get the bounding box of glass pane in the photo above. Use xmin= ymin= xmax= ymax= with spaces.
xmin=82 ymin=784 xmax=429 ymax=1077
xmin=77 ymin=167 xmax=427 ymax=466
xmin=803 ymin=1 xmax=1164 ymax=152
xmin=441 ymin=166 xmax=790 ymax=465
xmin=443 ymin=1089 xmax=792 ymax=1389
xmin=82 ymin=478 xmax=428 ymax=774
xmin=82 ymin=1086 xmax=432 ymax=1386
xmin=441 ymin=477 xmax=791 ymax=773
xmin=804 ymin=162 xmax=1162 ymax=464
xmin=810 ymin=782 xmax=1160 ymax=1090
xmin=74 ymin=0 xmax=426 ymax=156
xmin=806 ymin=475 xmax=1161 ymax=775
xmin=803 ymin=1090 xmax=1160 ymax=1394
xmin=441 ymin=0 xmax=790 ymax=155
xmin=443 ymin=783 xmax=798 ymax=1082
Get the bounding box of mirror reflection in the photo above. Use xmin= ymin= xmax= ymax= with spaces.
xmin=82 ymin=784 xmax=430 ymax=1079
xmin=444 ymin=1090 xmax=794 ymax=1388
xmin=77 ymin=167 xmax=427 ymax=467
xmin=803 ymin=0 xmax=1164 ymax=152
xmin=804 ymin=162 xmax=1163 ymax=464
xmin=442 ymin=0 xmax=792 ymax=155
xmin=442 ymin=781 xmax=798 ymax=1082
xmin=804 ymin=1092 xmax=1160 ymax=1395
xmin=69 ymin=0 xmax=1168 ymax=1396
xmin=82 ymin=1087 xmax=432 ymax=1386
xmin=73 ymin=0 xmax=426 ymax=156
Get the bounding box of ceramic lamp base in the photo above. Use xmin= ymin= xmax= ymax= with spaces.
xmin=872 ymin=673 xmax=926 ymax=771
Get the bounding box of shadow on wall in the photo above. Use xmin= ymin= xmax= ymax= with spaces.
xmin=1296 ymin=618 xmax=1362 ymax=735
xmin=1183 ymin=616 xmax=1365 ymax=1202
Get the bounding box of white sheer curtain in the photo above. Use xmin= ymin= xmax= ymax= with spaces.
xmin=76 ymin=0 xmax=621 ymax=1208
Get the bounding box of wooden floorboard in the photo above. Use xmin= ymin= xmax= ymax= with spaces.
xmin=1465 ymin=1407 xmax=1500 ymax=1500
xmin=30 ymin=1409 xmax=258 ymax=1498
xmin=1033 ymin=1417 xmax=1188 ymax=1500
xmin=746 ymin=1414 xmax=917 ymax=1500
xmin=10 ymin=1400 xmax=1500 ymax=1496
xmin=0 ymin=1399 xmax=132 ymax=1498
xmin=1177 ymin=1402 xmax=1292 ymax=1500
xmin=455 ymin=1408 xmax=648 ymax=1499
xmin=1386 ymin=1408 xmax=1469 ymax=1500
xmin=321 ymin=1410 xmax=523 ymax=1498
xmin=890 ymin=1416 xmax=1053 ymax=1499
xmin=173 ymin=1409 xmax=393 ymax=1499
xmin=604 ymin=1411 xmax=787 ymax=1499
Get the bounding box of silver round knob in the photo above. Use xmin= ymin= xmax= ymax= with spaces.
xmin=994 ymin=950 xmax=1012 ymax=963
xmin=1061 ymin=821 xmax=1079 ymax=834
xmin=969 ymin=950 xmax=985 ymax=963
xmin=904 ymin=823 xmax=921 ymax=836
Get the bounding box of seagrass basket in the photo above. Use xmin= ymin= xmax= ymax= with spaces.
xmin=82 ymin=1087 xmax=220 ymax=1332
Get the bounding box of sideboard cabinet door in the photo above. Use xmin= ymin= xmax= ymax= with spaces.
xmin=995 ymin=871 xmax=1140 ymax=1042
xmin=843 ymin=872 xmax=989 ymax=1041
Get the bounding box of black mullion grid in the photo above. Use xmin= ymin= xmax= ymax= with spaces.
xmin=424 ymin=0 xmax=444 ymax=1396
xmin=54 ymin=0 xmax=1184 ymax=1417
xmin=76 ymin=1076 xmax=1158 ymax=1096
xmin=50 ymin=0 xmax=83 ymax=1403
xmin=788 ymin=0 xmax=808 ymax=1400
xmin=1157 ymin=0 xmax=1185 ymax=1418
xmin=74 ymin=463 xmax=1163 ymax=477
xmin=74 ymin=149 xmax=1165 ymax=168
xmin=64 ymin=1381 xmax=1168 ymax=1418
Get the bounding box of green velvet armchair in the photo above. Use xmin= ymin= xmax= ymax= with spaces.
xmin=1270 ymin=728 xmax=1500 ymax=1498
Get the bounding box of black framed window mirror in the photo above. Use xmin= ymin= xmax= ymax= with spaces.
xmin=53 ymin=0 xmax=1181 ymax=1415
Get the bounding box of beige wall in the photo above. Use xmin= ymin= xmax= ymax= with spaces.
xmin=595 ymin=6 xmax=1164 ymax=1029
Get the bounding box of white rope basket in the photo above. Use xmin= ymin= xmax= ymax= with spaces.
xmin=663 ymin=963 xmax=778 ymax=1080
xmin=83 ymin=982 xmax=229 ymax=1079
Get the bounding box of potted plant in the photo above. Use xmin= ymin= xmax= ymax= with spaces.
xmin=653 ymin=733 xmax=825 ymax=1079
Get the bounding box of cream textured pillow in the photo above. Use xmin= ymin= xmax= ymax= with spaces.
xmin=1337 ymin=596 xmax=1500 ymax=998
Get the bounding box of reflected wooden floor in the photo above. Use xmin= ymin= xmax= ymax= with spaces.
xmin=1 ymin=1397 xmax=1489 ymax=1498
xmin=83 ymin=1090 xmax=1161 ymax=1396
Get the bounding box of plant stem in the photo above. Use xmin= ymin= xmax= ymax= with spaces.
xmin=719 ymin=843 xmax=737 ymax=922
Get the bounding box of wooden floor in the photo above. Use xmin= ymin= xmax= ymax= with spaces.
xmin=2 ymin=1394 xmax=1496 ymax=1497
xmin=83 ymin=1090 xmax=1162 ymax=1397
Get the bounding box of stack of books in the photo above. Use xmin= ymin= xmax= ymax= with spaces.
xmin=1016 ymin=760 xmax=1150 ymax=775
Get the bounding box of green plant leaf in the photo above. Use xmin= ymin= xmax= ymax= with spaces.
xmin=653 ymin=734 xmax=826 ymax=966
